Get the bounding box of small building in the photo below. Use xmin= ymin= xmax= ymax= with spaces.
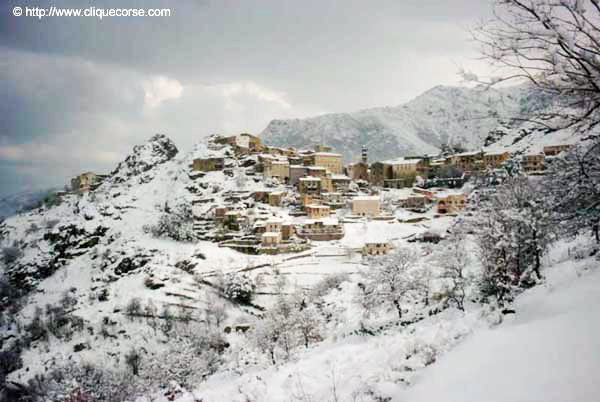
xmin=437 ymin=194 xmax=466 ymax=214
xmin=331 ymin=174 xmax=352 ymax=192
xmin=482 ymin=151 xmax=510 ymax=168
xmin=290 ymin=165 xmax=308 ymax=186
xmin=346 ymin=162 xmax=369 ymax=181
xmin=448 ymin=151 xmax=484 ymax=172
xmin=264 ymin=160 xmax=290 ymax=183
xmin=307 ymin=166 xmax=328 ymax=178
xmin=322 ymin=192 xmax=345 ymax=209
xmin=298 ymin=177 xmax=322 ymax=195
xmin=192 ymin=157 xmax=225 ymax=172
xmin=380 ymin=158 xmax=426 ymax=189
xmin=363 ymin=241 xmax=394 ymax=256
xmin=297 ymin=218 xmax=344 ymax=241
xmin=321 ymin=174 xmax=334 ymax=193
xmin=351 ymin=196 xmax=381 ymax=217
xmin=268 ymin=191 xmax=284 ymax=207
xmin=543 ymin=144 xmax=573 ymax=156
xmin=301 ymin=194 xmax=321 ymax=207
xmin=239 ymin=133 xmax=263 ymax=153
xmin=281 ymin=222 xmax=294 ymax=240
xmin=305 ymin=204 xmax=331 ymax=219
xmin=265 ymin=217 xmax=283 ymax=233
xmin=214 ymin=205 xmax=229 ymax=221
xmin=262 ymin=232 xmax=282 ymax=246
xmin=305 ymin=152 xmax=343 ymax=174
xmin=522 ymin=154 xmax=545 ymax=172
xmin=397 ymin=195 xmax=427 ymax=211
xmin=71 ymin=172 xmax=101 ymax=193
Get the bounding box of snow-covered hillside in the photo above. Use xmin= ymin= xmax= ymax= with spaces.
xmin=260 ymin=84 xmax=558 ymax=162
xmin=166 ymin=237 xmax=600 ymax=402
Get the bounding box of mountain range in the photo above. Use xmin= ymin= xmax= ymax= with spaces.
xmin=260 ymin=84 xmax=556 ymax=163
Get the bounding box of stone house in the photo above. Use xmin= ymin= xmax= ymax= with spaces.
xmin=437 ymin=193 xmax=466 ymax=214
xmin=522 ymin=154 xmax=545 ymax=172
xmin=297 ymin=218 xmax=344 ymax=241
xmin=381 ymin=158 xmax=426 ymax=189
xmin=331 ymin=174 xmax=351 ymax=192
xmin=322 ymin=192 xmax=345 ymax=209
xmin=265 ymin=217 xmax=283 ymax=233
xmin=261 ymin=232 xmax=282 ymax=246
xmin=305 ymin=152 xmax=343 ymax=174
xmin=192 ymin=157 xmax=225 ymax=172
xmin=290 ymin=165 xmax=308 ymax=186
xmin=305 ymin=204 xmax=331 ymax=219
xmin=299 ymin=177 xmax=322 ymax=195
xmin=321 ymin=174 xmax=334 ymax=193
xmin=482 ymin=151 xmax=510 ymax=168
xmin=397 ymin=195 xmax=427 ymax=210
xmin=363 ymin=241 xmax=393 ymax=256
xmin=71 ymin=172 xmax=100 ymax=193
xmin=543 ymin=144 xmax=573 ymax=156
xmin=449 ymin=151 xmax=484 ymax=172
xmin=268 ymin=191 xmax=284 ymax=207
xmin=264 ymin=160 xmax=290 ymax=183
xmin=351 ymin=196 xmax=381 ymax=217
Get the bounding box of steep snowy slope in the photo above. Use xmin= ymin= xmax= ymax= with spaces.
xmin=260 ymin=84 xmax=553 ymax=162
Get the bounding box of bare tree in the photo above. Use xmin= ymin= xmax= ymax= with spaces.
xmin=434 ymin=233 xmax=470 ymax=311
xmin=543 ymin=139 xmax=600 ymax=242
xmin=469 ymin=0 xmax=600 ymax=130
xmin=360 ymin=248 xmax=421 ymax=319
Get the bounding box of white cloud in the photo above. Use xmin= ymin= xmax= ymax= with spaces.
xmin=143 ymin=75 xmax=184 ymax=109
xmin=219 ymin=81 xmax=291 ymax=110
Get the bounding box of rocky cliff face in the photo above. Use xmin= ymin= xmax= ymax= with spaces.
xmin=109 ymin=134 xmax=179 ymax=184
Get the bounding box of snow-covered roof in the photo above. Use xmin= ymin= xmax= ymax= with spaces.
xmin=299 ymin=177 xmax=321 ymax=182
xmin=381 ymin=157 xmax=422 ymax=165
xmin=306 ymin=204 xmax=329 ymax=209
xmin=313 ymin=152 xmax=342 ymax=157
xmin=452 ymin=151 xmax=482 ymax=157
xmin=331 ymin=174 xmax=351 ymax=180
xmin=352 ymin=196 xmax=380 ymax=201
xmin=307 ymin=166 xmax=327 ymax=170
xmin=484 ymin=151 xmax=509 ymax=156
xmin=262 ymin=232 xmax=280 ymax=238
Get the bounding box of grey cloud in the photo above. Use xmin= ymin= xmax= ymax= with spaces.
xmin=0 ymin=0 xmax=494 ymax=196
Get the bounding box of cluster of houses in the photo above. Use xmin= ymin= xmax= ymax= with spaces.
xmin=68 ymin=133 xmax=574 ymax=257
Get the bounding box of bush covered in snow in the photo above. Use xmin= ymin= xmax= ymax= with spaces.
xmin=145 ymin=203 xmax=195 ymax=242
xmin=223 ymin=272 xmax=256 ymax=305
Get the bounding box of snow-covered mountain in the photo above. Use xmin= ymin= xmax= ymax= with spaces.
xmin=260 ymin=84 xmax=554 ymax=162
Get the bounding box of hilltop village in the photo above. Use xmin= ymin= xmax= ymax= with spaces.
xmin=69 ymin=133 xmax=573 ymax=257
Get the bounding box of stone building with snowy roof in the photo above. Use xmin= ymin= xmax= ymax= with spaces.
xmin=351 ymin=195 xmax=381 ymax=217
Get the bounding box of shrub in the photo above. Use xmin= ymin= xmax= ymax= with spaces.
xmin=145 ymin=204 xmax=195 ymax=242
xmin=223 ymin=272 xmax=256 ymax=305
xmin=125 ymin=297 xmax=142 ymax=319
xmin=2 ymin=245 xmax=23 ymax=266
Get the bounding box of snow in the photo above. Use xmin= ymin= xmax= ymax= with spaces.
xmin=402 ymin=255 xmax=600 ymax=402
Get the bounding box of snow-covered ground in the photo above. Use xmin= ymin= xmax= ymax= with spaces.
xmin=159 ymin=238 xmax=600 ymax=402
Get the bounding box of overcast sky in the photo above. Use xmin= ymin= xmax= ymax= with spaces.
xmin=0 ymin=0 xmax=493 ymax=197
